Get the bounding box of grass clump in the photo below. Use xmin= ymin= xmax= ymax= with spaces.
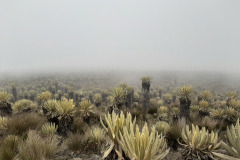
xmin=0 ymin=135 xmax=21 ymax=160
xmin=7 ymin=113 xmax=47 ymax=136
xmin=18 ymin=130 xmax=59 ymax=160
xmin=66 ymin=133 xmax=85 ymax=153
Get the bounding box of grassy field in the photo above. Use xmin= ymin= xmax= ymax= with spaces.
xmin=0 ymin=71 xmax=240 ymax=160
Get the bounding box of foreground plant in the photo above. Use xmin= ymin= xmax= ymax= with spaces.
xmin=213 ymin=119 xmax=240 ymax=160
xmin=0 ymin=135 xmax=20 ymax=160
xmin=180 ymin=124 xmax=222 ymax=160
xmin=100 ymin=111 xmax=136 ymax=159
xmin=117 ymin=123 xmax=169 ymax=160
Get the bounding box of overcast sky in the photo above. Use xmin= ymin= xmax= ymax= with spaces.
xmin=1 ymin=0 xmax=240 ymax=73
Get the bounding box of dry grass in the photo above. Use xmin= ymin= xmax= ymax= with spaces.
xmin=7 ymin=113 xmax=47 ymax=136
xmin=65 ymin=133 xmax=85 ymax=153
xmin=0 ymin=135 xmax=21 ymax=160
xmin=18 ymin=130 xmax=59 ymax=160
xmin=72 ymin=117 xmax=86 ymax=134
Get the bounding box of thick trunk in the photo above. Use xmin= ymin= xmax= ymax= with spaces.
xmin=126 ymin=90 xmax=134 ymax=107
xmin=12 ymin=87 xmax=17 ymax=102
xmin=159 ymin=90 xmax=162 ymax=98
xmin=179 ymin=98 xmax=191 ymax=119
xmin=143 ymin=91 xmax=150 ymax=110
xmin=0 ymin=102 xmax=12 ymax=116
xmin=142 ymin=82 xmax=150 ymax=92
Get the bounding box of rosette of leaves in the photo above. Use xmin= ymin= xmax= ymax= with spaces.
xmin=190 ymin=105 xmax=199 ymax=113
xmin=179 ymin=85 xmax=193 ymax=101
xmin=224 ymin=107 xmax=237 ymax=123
xmin=158 ymin=106 xmax=169 ymax=122
xmin=226 ymin=91 xmax=238 ymax=107
xmin=180 ymin=124 xmax=222 ymax=160
xmin=79 ymin=99 xmax=94 ymax=117
xmin=109 ymin=87 xmax=127 ymax=109
xmin=37 ymin=91 xmax=52 ymax=105
xmin=117 ymin=122 xmax=170 ymax=160
xmin=210 ymin=108 xmax=226 ymax=120
xmin=199 ymin=100 xmax=210 ymax=117
xmin=43 ymin=100 xmax=59 ymax=118
xmin=201 ymin=90 xmax=212 ymax=102
xmin=163 ymin=94 xmax=172 ymax=104
xmin=229 ymin=99 xmax=240 ymax=111
xmin=93 ymin=93 xmax=102 ymax=107
xmin=178 ymin=85 xmax=193 ymax=119
xmin=141 ymin=76 xmax=151 ymax=92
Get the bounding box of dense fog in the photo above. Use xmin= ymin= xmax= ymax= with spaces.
xmin=1 ymin=0 xmax=240 ymax=74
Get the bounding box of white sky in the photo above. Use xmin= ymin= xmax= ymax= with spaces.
xmin=1 ymin=0 xmax=240 ymax=73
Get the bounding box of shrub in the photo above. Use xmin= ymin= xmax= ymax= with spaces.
xmin=12 ymin=99 xmax=37 ymax=113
